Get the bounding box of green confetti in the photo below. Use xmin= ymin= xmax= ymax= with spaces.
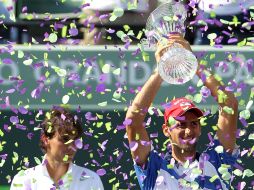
xmin=199 ymin=59 xmax=208 ymax=66
xmin=127 ymin=2 xmax=138 ymax=10
xmin=233 ymin=169 xmax=243 ymax=176
xmin=51 ymin=66 xmax=67 ymax=77
xmin=116 ymin=31 xmax=127 ymax=41
xmin=113 ymin=91 xmax=121 ymax=99
xmin=102 ymin=64 xmax=111 ymax=74
xmin=168 ymin=116 xmax=176 ymax=126
xmin=218 ymin=165 xmax=230 ymax=174
xmin=0 ymin=129 xmax=3 ymax=137
xmin=200 ymin=117 xmax=207 ymax=126
xmin=23 ymin=59 xmax=33 ymax=66
xmin=98 ymin=101 xmax=107 ymax=107
xmin=62 ymin=95 xmax=70 ymax=104
xmin=105 ymin=122 xmax=112 ymax=132
xmin=110 ymin=8 xmax=124 ymax=21
xmin=197 ymin=79 xmax=204 ymax=87
xmin=137 ymin=31 xmax=143 ymax=40
xmin=210 ymin=53 xmax=216 ymax=60
xmin=62 ymin=26 xmax=67 ymax=38
xmin=34 ymin=157 xmax=41 ymax=165
xmin=209 ymin=175 xmax=219 ymax=182
xmin=220 ymin=19 xmax=230 ymax=25
xmin=192 ymin=168 xmax=202 ymax=175
xmin=109 ymin=177 xmax=116 ymax=183
xmin=64 ymin=139 xmax=74 ymax=145
xmin=232 ymin=16 xmax=240 ymax=26
xmin=127 ymin=30 xmax=134 ymax=36
xmin=217 ymin=90 xmax=227 ymax=104
xmin=222 ymin=172 xmax=231 ymax=181
xmin=167 ymin=164 xmax=174 ymax=169
xmin=25 ymin=14 xmax=34 ymax=20
xmin=49 ymin=33 xmax=58 ymax=43
xmin=237 ymin=38 xmax=247 ymax=47
xmin=207 ymin=33 xmax=217 ymax=40
xmin=113 ymin=68 xmax=121 ymax=75
xmin=142 ymin=52 xmax=150 ymax=62
xmin=248 ymin=133 xmax=254 ymax=140
xmin=12 ymin=152 xmax=19 ymax=164
xmin=190 ymin=182 xmax=199 ymax=190
xmin=163 ymin=16 xmax=174 ymax=22
xmin=193 ymin=94 xmax=202 ymax=103
xmin=215 ymin=145 xmax=224 ymax=154
xmin=63 ymin=155 xmax=68 ymax=162
xmin=243 ymin=169 xmax=254 ymax=178
xmin=123 ymin=25 xmax=130 ymax=32
xmin=96 ymin=113 xmax=103 ymax=119
xmin=96 ymin=122 xmax=103 ymax=128
xmin=223 ymin=106 xmax=234 ymax=115
xmin=239 ymin=110 xmax=251 ymax=119
xmin=18 ymin=50 xmax=24 ymax=58
xmin=210 ymin=11 xmax=216 ymax=18
xmin=87 ymin=93 xmax=92 ymax=99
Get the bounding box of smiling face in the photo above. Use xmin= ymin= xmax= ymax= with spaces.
xmin=163 ymin=111 xmax=201 ymax=153
xmin=44 ymin=132 xmax=77 ymax=163
xmin=40 ymin=107 xmax=83 ymax=163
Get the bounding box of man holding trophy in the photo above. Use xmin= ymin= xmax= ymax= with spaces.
xmin=125 ymin=1 xmax=239 ymax=190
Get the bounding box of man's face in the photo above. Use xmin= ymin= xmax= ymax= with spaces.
xmin=46 ymin=132 xmax=77 ymax=163
xmin=165 ymin=111 xmax=201 ymax=152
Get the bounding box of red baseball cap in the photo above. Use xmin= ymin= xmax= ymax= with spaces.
xmin=164 ymin=97 xmax=203 ymax=124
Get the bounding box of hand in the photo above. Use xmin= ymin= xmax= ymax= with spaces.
xmin=155 ymin=33 xmax=192 ymax=63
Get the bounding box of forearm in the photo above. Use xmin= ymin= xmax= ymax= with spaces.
xmin=126 ymin=70 xmax=163 ymax=124
xmin=197 ymin=67 xmax=238 ymax=108
xmin=126 ymin=70 xmax=163 ymax=163
xmin=197 ymin=66 xmax=238 ymax=152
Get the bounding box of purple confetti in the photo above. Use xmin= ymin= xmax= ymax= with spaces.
xmin=96 ymin=169 xmax=106 ymax=176
xmin=188 ymin=86 xmax=196 ymax=94
xmin=22 ymin=6 xmax=27 ymax=13
xmin=106 ymin=28 xmax=115 ymax=34
xmin=74 ymin=139 xmax=83 ymax=149
xmin=96 ymin=83 xmax=106 ymax=93
xmin=69 ymin=28 xmax=79 ymax=36
xmin=228 ymin=38 xmax=238 ymax=44
xmin=16 ymin=124 xmax=27 ymax=130
xmin=3 ymin=58 xmax=12 ymax=64
xmin=18 ymin=106 xmax=28 ymax=114
xmin=5 ymin=89 xmax=15 ymax=94
xmin=129 ymin=141 xmax=138 ymax=152
xmin=123 ymin=118 xmax=132 ymax=126
xmin=200 ymin=86 xmax=211 ymax=98
xmin=239 ymin=117 xmax=248 ymax=127
xmin=10 ymin=116 xmax=19 ymax=124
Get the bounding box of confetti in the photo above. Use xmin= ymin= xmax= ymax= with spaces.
xmin=62 ymin=95 xmax=70 ymax=104
xmin=48 ymin=33 xmax=58 ymax=43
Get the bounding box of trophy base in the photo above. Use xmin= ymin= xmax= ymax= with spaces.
xmin=158 ymin=46 xmax=198 ymax=85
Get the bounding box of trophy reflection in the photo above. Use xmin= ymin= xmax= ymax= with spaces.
xmin=145 ymin=1 xmax=198 ymax=84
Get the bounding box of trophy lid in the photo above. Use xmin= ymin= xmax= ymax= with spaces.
xmin=144 ymin=1 xmax=187 ymax=48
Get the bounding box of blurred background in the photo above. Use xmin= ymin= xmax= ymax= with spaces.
xmin=0 ymin=0 xmax=254 ymax=189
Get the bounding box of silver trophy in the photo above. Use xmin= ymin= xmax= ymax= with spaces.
xmin=144 ymin=1 xmax=198 ymax=84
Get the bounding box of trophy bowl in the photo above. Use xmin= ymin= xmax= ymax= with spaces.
xmin=145 ymin=1 xmax=198 ymax=84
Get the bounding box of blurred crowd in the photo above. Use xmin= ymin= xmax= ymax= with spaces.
xmin=0 ymin=0 xmax=254 ymax=45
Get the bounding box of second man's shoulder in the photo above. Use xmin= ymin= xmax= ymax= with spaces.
xmin=72 ymin=164 xmax=102 ymax=181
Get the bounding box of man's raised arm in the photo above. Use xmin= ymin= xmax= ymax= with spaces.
xmin=125 ymin=70 xmax=163 ymax=166
xmin=197 ymin=66 xmax=238 ymax=153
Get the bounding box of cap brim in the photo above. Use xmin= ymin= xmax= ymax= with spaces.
xmin=177 ymin=107 xmax=203 ymax=118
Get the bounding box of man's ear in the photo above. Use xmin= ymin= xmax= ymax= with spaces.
xmin=41 ymin=134 xmax=49 ymax=147
xmin=198 ymin=125 xmax=202 ymax=137
xmin=162 ymin=124 xmax=171 ymax=138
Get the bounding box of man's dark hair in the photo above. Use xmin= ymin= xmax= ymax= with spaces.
xmin=39 ymin=106 xmax=83 ymax=153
